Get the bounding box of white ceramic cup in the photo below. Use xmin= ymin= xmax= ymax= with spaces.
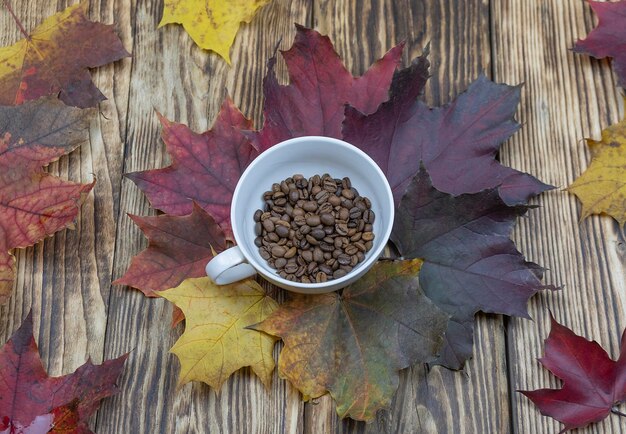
xmin=205 ymin=136 xmax=394 ymax=294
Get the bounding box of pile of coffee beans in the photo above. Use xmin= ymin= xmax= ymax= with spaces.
xmin=254 ymin=174 xmax=375 ymax=283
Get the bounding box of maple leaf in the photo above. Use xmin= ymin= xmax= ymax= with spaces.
xmin=343 ymin=65 xmax=552 ymax=206
xmin=0 ymin=1 xmax=129 ymax=108
xmin=568 ymin=103 xmax=626 ymax=228
xmin=159 ymin=0 xmax=270 ymax=63
xmin=252 ymin=25 xmax=403 ymax=151
xmin=573 ymin=0 xmax=626 ymax=88
xmin=391 ymin=167 xmax=551 ymax=368
xmin=159 ymin=276 xmax=279 ymax=389
xmin=0 ymin=98 xmax=95 ymax=304
xmin=520 ymin=315 xmax=626 ymax=433
xmin=253 ymin=260 xmax=449 ymax=421
xmin=0 ymin=313 xmax=127 ymax=434
xmin=127 ymin=98 xmax=257 ymax=240
xmin=114 ymin=203 xmax=226 ymax=297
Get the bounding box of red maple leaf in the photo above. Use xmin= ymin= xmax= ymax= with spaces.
xmin=574 ymin=0 xmax=626 ymax=88
xmin=114 ymin=203 xmax=226 ymax=296
xmin=0 ymin=313 xmax=127 ymax=434
xmin=252 ymin=25 xmax=403 ymax=151
xmin=0 ymin=2 xmax=130 ymax=108
xmin=520 ymin=315 xmax=626 ymax=433
xmin=127 ymin=98 xmax=257 ymax=240
xmin=0 ymin=98 xmax=95 ymax=304
xmin=344 ymin=60 xmax=551 ymax=206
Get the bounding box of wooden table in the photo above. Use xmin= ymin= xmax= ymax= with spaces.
xmin=1 ymin=0 xmax=625 ymax=433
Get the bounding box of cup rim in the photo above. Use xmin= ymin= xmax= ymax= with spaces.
xmin=231 ymin=135 xmax=395 ymax=291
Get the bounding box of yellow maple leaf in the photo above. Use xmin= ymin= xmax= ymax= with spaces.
xmin=568 ymin=103 xmax=626 ymax=227
xmin=159 ymin=0 xmax=270 ymax=63
xmin=160 ymin=277 xmax=279 ymax=389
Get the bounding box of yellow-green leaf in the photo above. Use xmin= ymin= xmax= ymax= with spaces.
xmin=568 ymin=103 xmax=626 ymax=227
xmin=159 ymin=0 xmax=270 ymax=63
xmin=253 ymin=260 xmax=449 ymax=421
xmin=160 ymin=277 xmax=279 ymax=389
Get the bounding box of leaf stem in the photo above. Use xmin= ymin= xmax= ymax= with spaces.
xmin=611 ymin=406 xmax=626 ymax=418
xmin=2 ymin=0 xmax=29 ymax=39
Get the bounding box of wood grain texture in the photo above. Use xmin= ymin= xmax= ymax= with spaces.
xmin=96 ymin=1 xmax=311 ymax=432
xmin=312 ymin=1 xmax=510 ymax=433
xmin=1 ymin=0 xmax=625 ymax=433
xmin=491 ymin=0 xmax=626 ymax=433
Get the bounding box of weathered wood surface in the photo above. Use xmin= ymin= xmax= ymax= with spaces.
xmin=0 ymin=0 xmax=624 ymax=433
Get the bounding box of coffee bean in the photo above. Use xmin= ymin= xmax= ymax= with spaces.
xmin=350 ymin=232 xmax=362 ymax=242
xmin=262 ymin=219 xmax=275 ymax=232
xmin=316 ymin=272 xmax=328 ymax=283
xmin=311 ymin=228 xmax=325 ymax=240
xmin=336 ymin=253 xmax=350 ymax=265
xmin=271 ymin=245 xmax=287 ymax=257
xmin=320 ymin=213 xmax=335 ymax=225
xmin=305 ymin=234 xmax=319 ymax=245
xmin=276 ymin=225 xmax=290 ymax=238
xmin=319 ymin=242 xmax=334 ymax=252
xmin=285 ymin=263 xmax=298 ymax=274
xmin=303 ymin=201 xmax=318 ymax=212
xmin=345 ymin=245 xmax=358 ymax=255
xmin=256 ymin=173 xmax=375 ymax=283
xmin=319 ymin=264 xmax=332 ymax=275
xmin=349 ymin=207 xmax=362 ymax=219
xmin=284 ymin=247 xmax=297 ymax=259
xmin=306 ymin=215 xmax=321 ymax=226
xmin=313 ymin=247 xmax=324 ymax=263
xmin=328 ymin=195 xmax=341 ymax=206
xmin=362 ymin=232 xmax=375 ymax=241
xmin=315 ymin=190 xmax=330 ymax=204
xmin=333 ymin=269 xmax=347 ymax=279
xmin=254 ymin=209 xmax=263 ymax=222
xmin=335 ymin=223 xmax=348 ymax=235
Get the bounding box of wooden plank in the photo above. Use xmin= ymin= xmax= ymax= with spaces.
xmin=491 ymin=0 xmax=626 ymax=433
xmin=0 ymin=0 xmax=132 ymax=411
xmin=0 ymin=1 xmax=133 ymax=432
xmin=96 ymin=1 xmax=311 ymax=432
xmin=311 ymin=1 xmax=511 ymax=433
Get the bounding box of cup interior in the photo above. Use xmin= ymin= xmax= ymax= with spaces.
xmin=232 ymin=136 xmax=394 ymax=293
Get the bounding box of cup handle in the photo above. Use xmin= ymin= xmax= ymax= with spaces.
xmin=205 ymin=246 xmax=257 ymax=285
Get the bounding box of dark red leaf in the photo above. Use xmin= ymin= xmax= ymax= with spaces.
xmin=127 ymin=98 xmax=257 ymax=240
xmin=114 ymin=203 xmax=226 ymax=296
xmin=520 ymin=315 xmax=626 ymax=433
xmin=252 ymin=25 xmax=403 ymax=151
xmin=391 ymin=166 xmax=552 ymax=368
xmin=573 ymin=0 xmax=626 ymax=88
xmin=0 ymin=313 xmax=127 ymax=434
xmin=344 ymin=67 xmax=551 ymax=206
